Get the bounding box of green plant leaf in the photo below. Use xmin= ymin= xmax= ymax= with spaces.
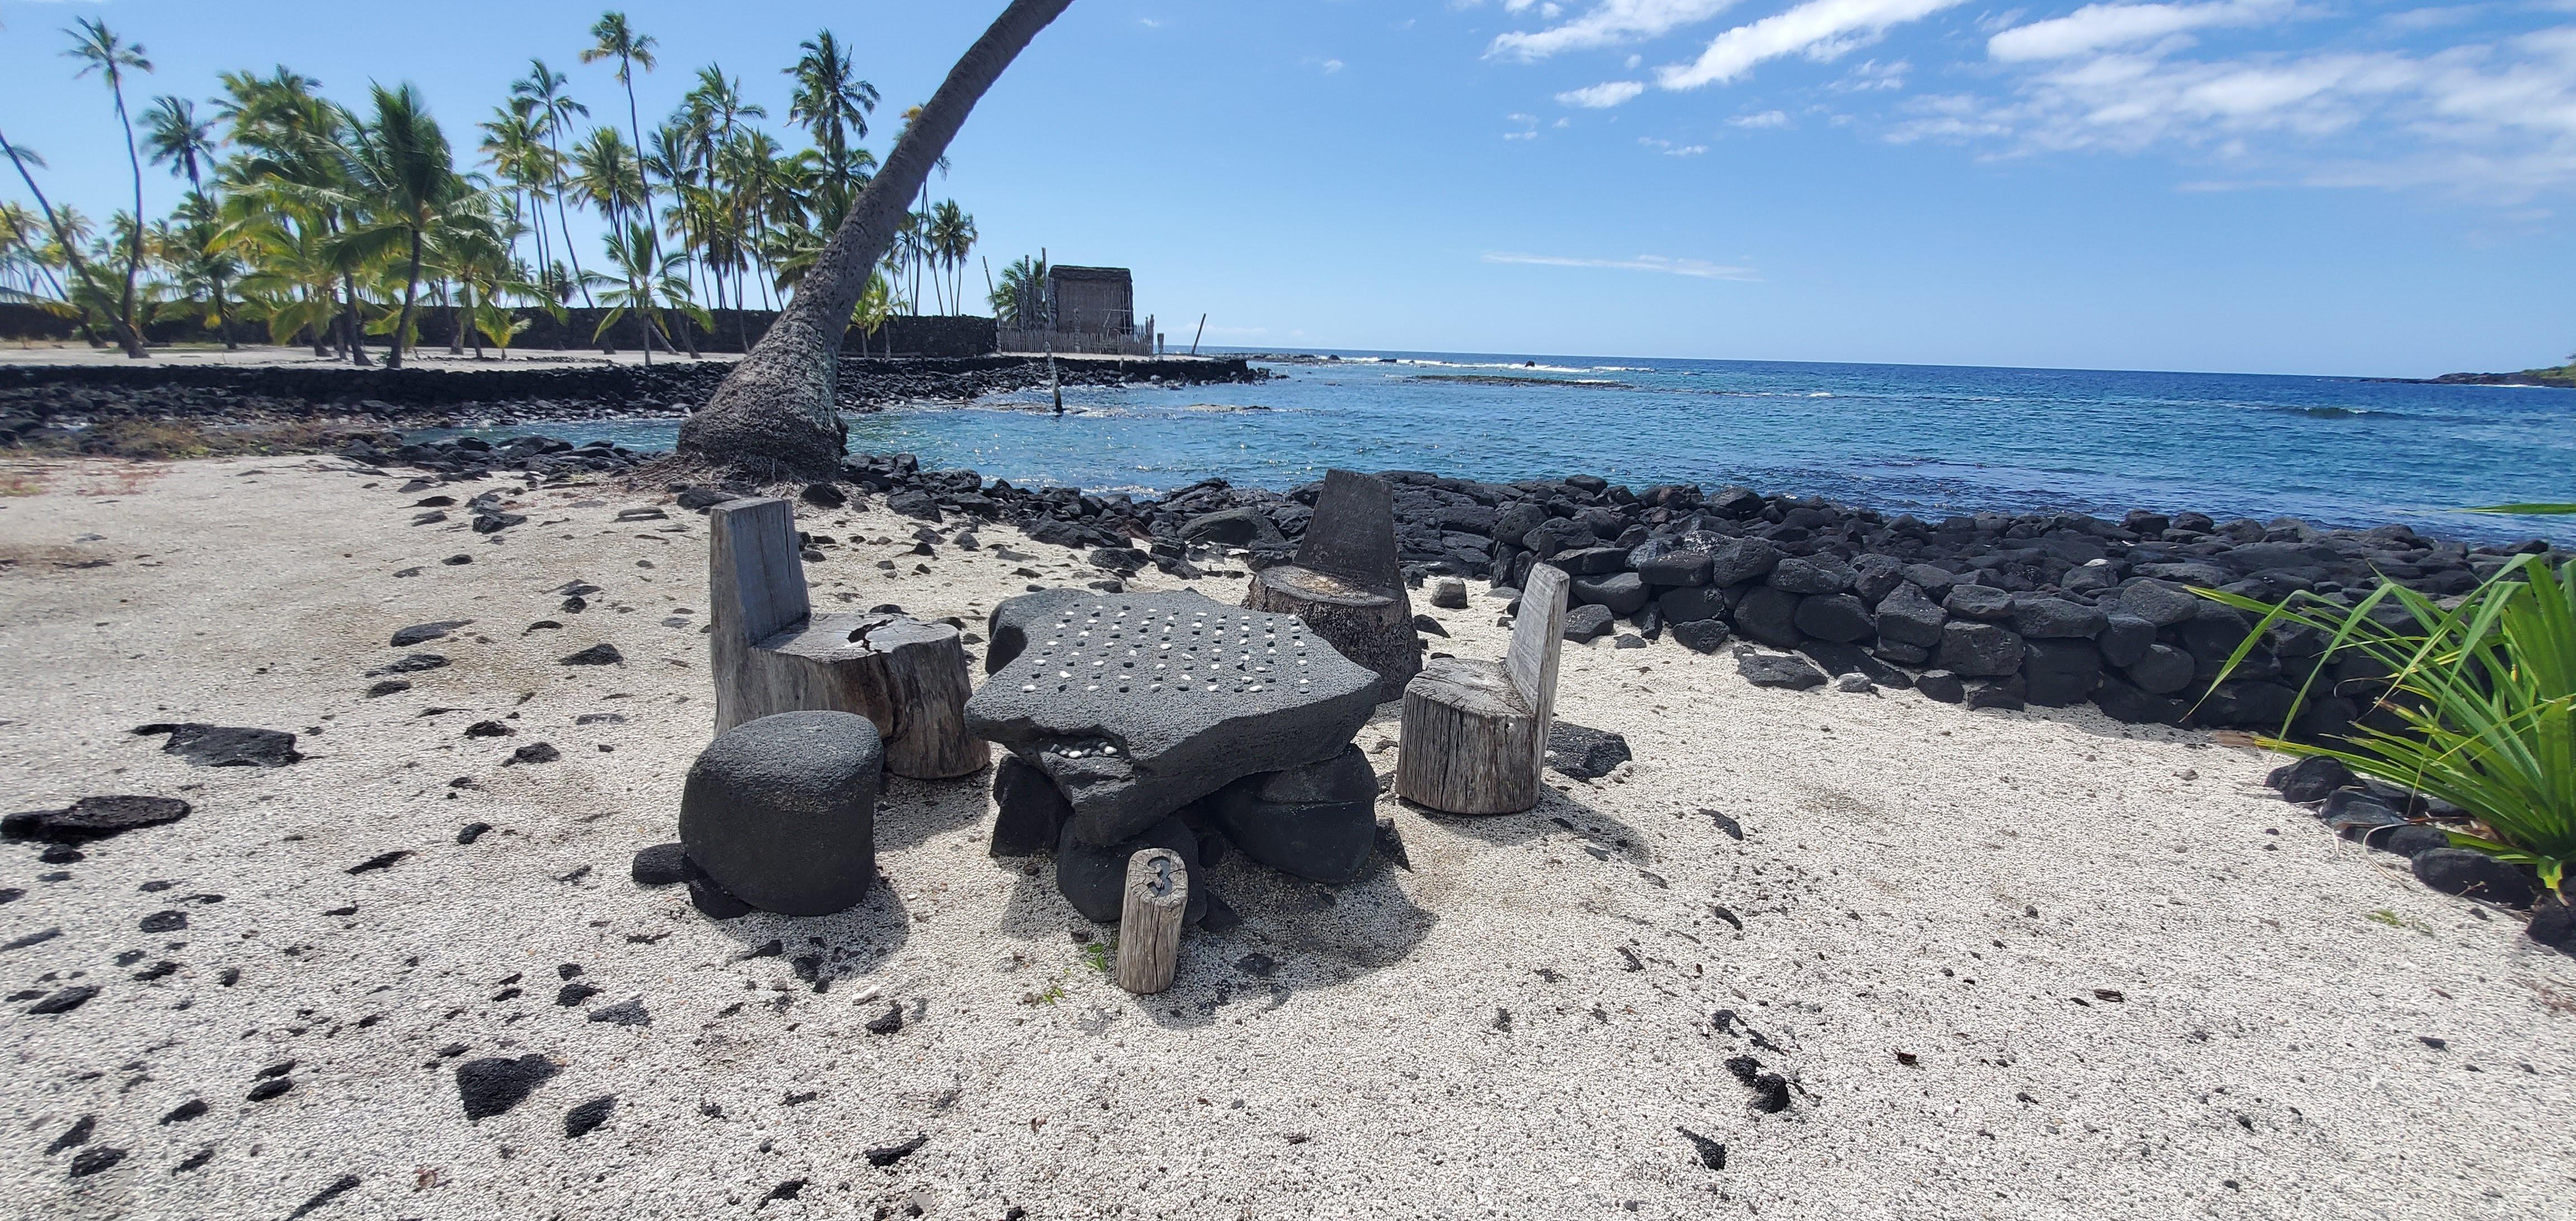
xmin=2465 ymin=503 xmax=2576 ymax=515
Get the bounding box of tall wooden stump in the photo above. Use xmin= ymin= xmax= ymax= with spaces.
xmin=1114 ymin=848 xmax=1187 ymax=995
xmin=1244 ymin=564 xmax=1420 ymax=700
xmin=1240 ymin=468 xmax=1420 ymax=701
xmin=710 ymin=498 xmax=989 ymax=779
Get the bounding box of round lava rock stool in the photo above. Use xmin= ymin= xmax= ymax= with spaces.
xmin=679 ymin=711 xmax=883 ymax=917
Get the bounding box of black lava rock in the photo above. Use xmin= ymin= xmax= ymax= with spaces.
xmin=1677 ymin=1127 xmax=1727 ymax=1171
xmin=1669 ymin=619 xmax=1731 ymax=654
xmin=1738 ymin=651 xmax=1826 ymax=690
xmin=989 ymin=753 xmax=1072 ymax=858
xmin=28 ymin=986 xmax=100 ymax=1015
xmin=456 ymin=1054 xmax=558 ymax=1120
xmin=1916 ymin=670 xmax=1966 ymax=703
xmin=2269 ymin=755 xmax=2358 ymax=804
xmin=559 ymin=643 xmax=623 ymax=666
xmin=1547 ymin=723 xmax=1633 ymax=779
xmin=1562 ymin=603 xmax=1616 ymax=642
xmin=564 ymin=1095 xmax=615 ymax=1138
xmin=1792 ymin=593 xmax=1874 ymax=643
xmin=1 ymin=796 xmax=190 ymax=844
xmin=2412 ymin=849 xmax=2537 ymax=908
xmin=68 ymin=1147 xmax=127 ymax=1177
xmin=1054 ymin=816 xmax=1206 ymax=925
xmin=132 ymin=723 xmax=302 ymax=767
xmin=629 ymin=843 xmax=692 ymax=886
xmin=1935 ymin=621 xmax=2025 ymax=677
xmin=1205 ymin=746 xmax=1379 ymax=884
xmin=390 ymin=621 xmax=470 ymax=647
xmin=1732 ymin=586 xmax=1804 ymax=649
xmin=679 ymin=711 xmax=883 ymax=917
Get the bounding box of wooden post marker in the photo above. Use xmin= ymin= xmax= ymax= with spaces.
xmin=1114 ymin=848 xmax=1188 ymax=995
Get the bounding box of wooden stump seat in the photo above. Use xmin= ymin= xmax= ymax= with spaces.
xmin=1240 ymin=468 xmax=1420 ymax=701
xmin=709 ymin=497 xmax=987 ymax=779
xmin=1395 ymin=564 xmax=1568 ymax=815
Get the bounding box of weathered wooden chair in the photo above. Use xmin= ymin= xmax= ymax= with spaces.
xmin=1241 ymin=468 xmax=1420 ymax=700
xmin=708 ymin=497 xmax=987 ymax=779
xmin=1394 ymin=564 xmax=1568 ymax=815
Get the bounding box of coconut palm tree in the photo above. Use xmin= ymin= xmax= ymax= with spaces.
xmin=587 ymin=220 xmax=706 ymax=357
xmin=329 ymin=83 xmax=480 ymax=369
xmin=478 ymin=99 xmax=553 ymax=276
xmin=0 ymin=128 xmax=139 ymax=351
xmin=63 ymin=17 xmax=154 ymax=358
xmin=509 ymin=59 xmax=592 ymax=307
xmin=784 ymin=31 xmax=879 ymax=228
xmin=582 ymin=13 xmax=661 ymax=290
xmin=215 ymin=67 xmax=378 ymax=365
xmin=143 ymin=95 xmax=237 ymax=348
xmin=679 ymin=0 xmax=1075 ymax=477
xmin=926 ymin=200 xmax=974 ymax=316
xmin=991 ymin=252 xmax=1046 ymax=328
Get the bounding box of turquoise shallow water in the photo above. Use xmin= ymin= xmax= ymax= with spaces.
xmin=437 ymin=349 xmax=2576 ymax=545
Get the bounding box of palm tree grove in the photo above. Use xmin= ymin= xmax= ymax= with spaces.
xmin=0 ymin=11 xmax=1011 ymax=369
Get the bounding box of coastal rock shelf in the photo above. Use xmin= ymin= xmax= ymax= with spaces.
xmin=0 ymin=355 xmax=1263 ymax=447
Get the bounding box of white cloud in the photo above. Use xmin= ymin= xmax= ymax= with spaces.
xmin=1659 ymin=0 xmax=1968 ymax=89
xmin=1892 ymin=26 xmax=2576 ymax=196
xmin=1559 ymin=79 xmax=1650 ymax=106
xmin=1321 ymin=58 xmax=1347 ymax=73
xmin=1489 ymin=0 xmax=1742 ymax=60
xmin=1641 ymin=135 xmax=1714 ymax=152
xmin=1483 ymin=251 xmax=1761 ymax=278
xmin=1732 ymin=108 xmax=1794 ymax=125
xmin=1987 ymin=0 xmax=2293 ymax=63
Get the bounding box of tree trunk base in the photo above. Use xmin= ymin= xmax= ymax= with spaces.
xmin=733 ymin=613 xmax=988 ymax=779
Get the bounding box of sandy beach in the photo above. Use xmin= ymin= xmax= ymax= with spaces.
xmin=2 ymin=452 xmax=2569 ymax=1220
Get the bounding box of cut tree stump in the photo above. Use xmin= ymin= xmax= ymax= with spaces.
xmin=1395 ymin=565 xmax=1568 ymax=815
xmin=1240 ymin=469 xmax=1419 ymax=700
xmin=1243 ymin=564 xmax=1419 ymax=700
xmin=710 ymin=498 xmax=988 ymax=779
xmin=1114 ymin=848 xmax=1188 ymax=994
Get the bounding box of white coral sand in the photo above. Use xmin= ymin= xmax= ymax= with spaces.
xmin=0 ymin=454 xmax=2568 ymax=1220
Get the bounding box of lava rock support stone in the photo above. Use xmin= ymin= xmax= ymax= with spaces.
xmin=678 ymin=711 xmax=883 ymax=917
xmin=1055 ymin=816 xmax=1207 ymax=924
xmin=1204 ymin=746 xmax=1379 ymax=884
xmin=989 ymin=753 xmax=1072 ymax=857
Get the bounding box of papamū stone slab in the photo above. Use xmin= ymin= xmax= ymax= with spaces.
xmin=966 ymin=589 xmax=1378 ymax=846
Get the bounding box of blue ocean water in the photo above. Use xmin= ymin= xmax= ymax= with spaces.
xmin=453 ymin=351 xmax=2576 ymax=545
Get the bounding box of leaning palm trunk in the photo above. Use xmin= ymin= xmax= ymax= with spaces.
xmin=676 ymin=0 xmax=1073 ymax=479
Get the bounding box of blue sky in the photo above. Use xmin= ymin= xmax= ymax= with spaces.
xmin=2 ymin=0 xmax=2570 ymax=375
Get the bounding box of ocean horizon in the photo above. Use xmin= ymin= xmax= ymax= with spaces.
xmin=436 ymin=348 xmax=2576 ymax=546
